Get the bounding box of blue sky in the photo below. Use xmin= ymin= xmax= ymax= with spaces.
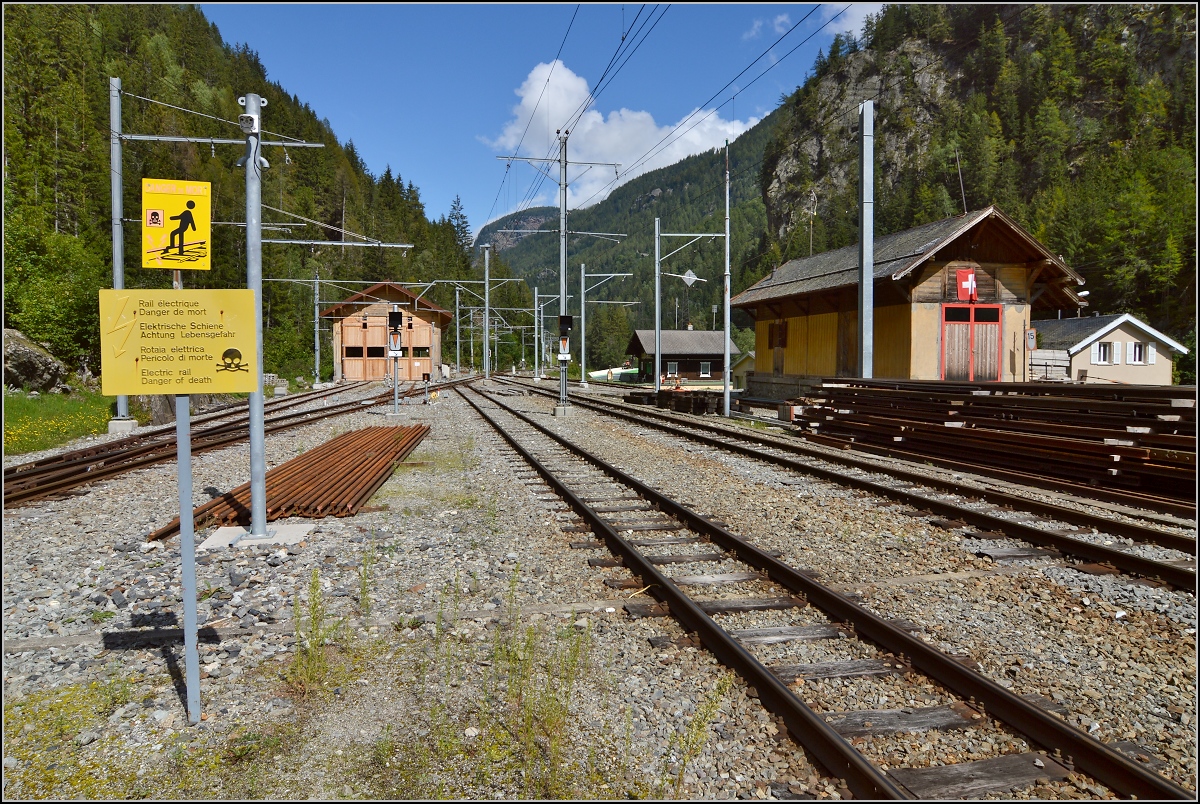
xmin=200 ymin=4 xmax=879 ymax=239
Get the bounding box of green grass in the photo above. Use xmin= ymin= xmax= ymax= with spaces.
xmin=3 ymin=386 xmax=117 ymax=454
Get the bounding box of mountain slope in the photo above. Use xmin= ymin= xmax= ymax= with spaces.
xmin=762 ymin=5 xmax=1195 ymax=354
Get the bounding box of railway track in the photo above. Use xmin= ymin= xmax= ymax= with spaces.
xmin=459 ymin=384 xmax=1190 ymax=800
xmin=3 ymin=379 xmax=468 ymax=507
xmin=500 ymin=379 xmax=1196 ymax=591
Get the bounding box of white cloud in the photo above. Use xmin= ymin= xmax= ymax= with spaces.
xmin=772 ymin=14 xmax=791 ymax=34
xmin=487 ymin=61 xmax=758 ymax=214
xmin=742 ymin=19 xmax=763 ymax=40
xmin=821 ymin=3 xmax=883 ymax=38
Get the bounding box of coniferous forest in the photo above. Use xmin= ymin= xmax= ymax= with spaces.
xmin=5 ymin=4 xmax=1196 ymax=383
xmin=3 ymin=4 xmax=500 ymax=382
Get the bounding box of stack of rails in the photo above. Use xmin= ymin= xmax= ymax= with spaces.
xmin=147 ymin=424 xmax=429 ymax=542
xmin=788 ymin=379 xmax=1196 ymax=506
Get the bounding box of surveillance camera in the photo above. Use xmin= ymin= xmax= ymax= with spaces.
xmin=238 ymin=113 xmax=260 ymax=135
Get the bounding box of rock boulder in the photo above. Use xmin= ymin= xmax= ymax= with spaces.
xmin=3 ymin=328 xmax=71 ymax=393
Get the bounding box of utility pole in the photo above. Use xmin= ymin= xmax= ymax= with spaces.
xmin=498 ymin=132 xmax=622 ymax=415
xmin=724 ymin=141 xmax=732 ymax=416
xmin=238 ymin=92 xmax=270 ymax=538
xmin=654 ymin=218 xmax=661 ymax=392
xmin=655 ymin=219 xmax=718 ymax=392
xmin=579 ymin=264 xmax=632 ymax=388
xmin=809 ymin=188 xmax=817 ymax=257
xmin=455 ymin=284 xmax=461 ymax=377
xmin=483 ymin=244 xmax=491 ymax=381
xmin=108 ymin=77 xmax=133 ymax=432
xmin=313 ymin=263 xmax=320 ymax=383
xmin=858 ymin=100 xmax=874 ymax=380
xmin=556 ymin=131 xmax=569 ymax=413
xmin=533 ymin=286 xmax=539 ymax=381
xmin=578 ymin=268 xmax=584 ymax=387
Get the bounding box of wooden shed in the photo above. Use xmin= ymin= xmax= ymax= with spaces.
xmin=730 ymin=206 xmax=1086 ymax=398
xmin=320 ymin=282 xmax=452 ymax=383
xmin=625 ymin=329 xmax=739 ymax=383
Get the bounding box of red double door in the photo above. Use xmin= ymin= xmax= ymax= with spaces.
xmin=942 ymin=304 xmax=1001 ymax=381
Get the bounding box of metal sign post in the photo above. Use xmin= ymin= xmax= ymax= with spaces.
xmin=99 ymin=286 xmax=257 ymax=728
xmin=174 ymin=394 xmax=201 ymax=725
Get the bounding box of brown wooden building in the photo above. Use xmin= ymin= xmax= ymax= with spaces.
xmin=320 ymin=282 xmax=452 ymax=383
xmin=730 ymin=207 xmax=1086 ymax=398
xmin=625 ymin=329 xmax=739 ymax=383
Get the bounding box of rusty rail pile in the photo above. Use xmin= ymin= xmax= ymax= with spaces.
xmin=147 ymin=424 xmax=429 ymax=542
xmin=787 ymin=379 xmax=1196 ymax=510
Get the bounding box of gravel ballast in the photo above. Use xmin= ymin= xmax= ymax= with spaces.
xmin=3 ymin=382 xmax=1195 ymax=799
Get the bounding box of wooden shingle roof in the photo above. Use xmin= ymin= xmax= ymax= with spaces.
xmin=625 ymin=329 xmax=740 ymax=357
xmin=731 ymin=206 xmax=1084 ymax=309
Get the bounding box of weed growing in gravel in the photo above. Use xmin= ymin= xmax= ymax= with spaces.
xmin=357 ymin=533 xmax=377 ymax=617
xmin=657 ymin=672 xmax=735 ymax=798
xmin=350 ymin=569 xmax=649 ymax=799
xmin=286 ymin=568 xmax=345 ymax=696
xmin=1 ymin=675 xmax=138 ymax=798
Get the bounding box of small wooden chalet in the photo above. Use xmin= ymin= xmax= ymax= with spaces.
xmin=625 ymin=329 xmax=739 ymax=383
xmin=730 ymin=206 xmax=1086 ymax=397
xmin=1029 ymin=313 xmax=1188 ymax=385
xmin=320 ymin=282 xmax=452 ymax=383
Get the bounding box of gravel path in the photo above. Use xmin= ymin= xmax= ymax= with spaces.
xmin=2 ymin=382 xmax=1195 ymax=800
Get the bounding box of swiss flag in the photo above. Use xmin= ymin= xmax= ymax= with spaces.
xmin=956 ymin=268 xmax=978 ymax=301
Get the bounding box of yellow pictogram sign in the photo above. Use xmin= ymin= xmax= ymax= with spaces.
xmin=99 ymin=289 xmax=258 ymax=395
xmin=142 ymin=179 xmax=212 ymax=270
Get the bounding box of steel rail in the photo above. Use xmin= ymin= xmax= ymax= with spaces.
xmin=5 ymin=379 xmax=469 ymax=507
xmin=4 ymin=382 xmax=371 ymax=480
xmin=458 ymin=387 xmax=908 ymax=800
xmin=3 ymin=398 xmax=380 ymax=506
xmin=469 ymin=386 xmax=1193 ymax=801
xmin=2 ymin=386 xmax=387 ymax=500
xmin=562 ymin=381 xmax=1197 ymax=516
xmin=798 ymin=427 xmax=1196 ymax=519
xmin=510 ymin=380 xmax=1197 ymax=556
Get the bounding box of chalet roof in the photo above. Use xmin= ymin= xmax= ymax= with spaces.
xmin=626 ymin=329 xmax=740 ymax=357
xmin=1032 ymin=314 xmax=1189 ymax=355
xmin=320 ymin=281 xmax=452 ymax=325
xmin=730 ymin=206 xmax=1084 ymax=309
xmin=731 ymin=350 xmax=756 ymax=369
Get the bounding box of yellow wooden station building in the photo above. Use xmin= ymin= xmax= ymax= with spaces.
xmin=731 ymin=206 xmax=1087 ymax=398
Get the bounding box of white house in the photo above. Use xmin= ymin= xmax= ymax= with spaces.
xmin=1029 ymin=313 xmax=1188 ymax=385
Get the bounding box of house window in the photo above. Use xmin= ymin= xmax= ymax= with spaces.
xmin=412 ymin=347 xmax=431 ymax=358
xmin=344 ymin=346 xmax=364 ymax=358
xmin=667 ymin=361 xmax=679 ymax=376
xmin=1095 ymin=342 xmax=1112 ymax=364
xmin=700 ymin=361 xmax=712 ymax=378
xmin=367 ymin=346 xmax=387 ymax=358
xmin=1129 ymin=341 xmax=1145 ymax=364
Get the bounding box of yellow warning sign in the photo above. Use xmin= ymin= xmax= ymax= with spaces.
xmin=142 ymin=179 xmax=212 ymax=270
xmin=99 ymin=289 xmax=258 ymax=395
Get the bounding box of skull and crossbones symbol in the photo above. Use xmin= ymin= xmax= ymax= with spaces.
xmin=216 ymin=348 xmax=249 ymax=372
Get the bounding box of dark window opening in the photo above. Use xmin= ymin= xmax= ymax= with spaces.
xmin=366 ymin=346 xmax=387 ymax=358
xmin=344 ymin=346 xmax=364 ymax=358
xmin=944 ymin=307 xmax=971 ymax=322
xmin=412 ymin=347 xmax=431 ymax=358
xmin=973 ymin=307 xmax=1000 ymax=322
